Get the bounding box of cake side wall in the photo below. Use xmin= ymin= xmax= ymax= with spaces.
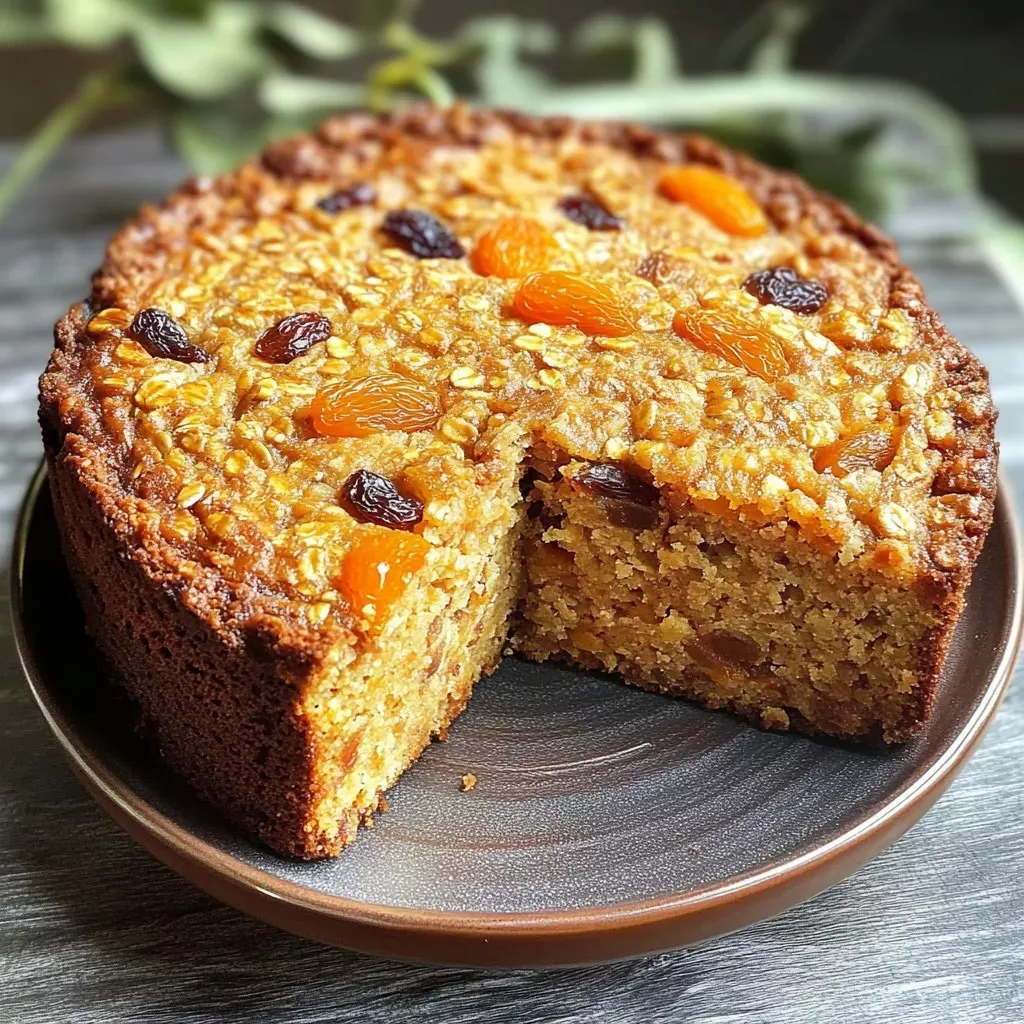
xmin=44 ymin=448 xmax=327 ymax=858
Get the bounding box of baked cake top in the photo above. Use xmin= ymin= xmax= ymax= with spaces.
xmin=41 ymin=104 xmax=996 ymax=649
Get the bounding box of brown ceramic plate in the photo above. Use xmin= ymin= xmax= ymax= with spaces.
xmin=11 ymin=463 xmax=1022 ymax=967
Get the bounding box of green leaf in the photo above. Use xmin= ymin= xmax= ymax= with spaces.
xmin=0 ymin=11 xmax=55 ymax=45
xmin=45 ymin=0 xmax=134 ymax=48
xmin=264 ymin=3 xmax=363 ymax=61
xmin=131 ymin=5 xmax=272 ymax=100
xmin=457 ymin=16 xmax=555 ymax=104
xmin=358 ymin=0 xmax=420 ymax=31
xmin=746 ymin=1 xmax=813 ymax=75
xmin=258 ymin=73 xmax=365 ymax=114
xmin=0 ymin=66 xmax=134 ymax=223
xmin=976 ymin=201 xmax=1024 ymax=313
xmin=170 ymin=111 xmax=267 ymax=175
xmin=633 ymin=19 xmax=681 ymax=84
xmin=411 ymin=66 xmax=454 ymax=106
xmin=572 ymin=16 xmax=679 ymax=84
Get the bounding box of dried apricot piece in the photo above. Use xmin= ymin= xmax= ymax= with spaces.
xmin=513 ymin=271 xmax=634 ymax=337
xmin=311 ymin=372 xmax=440 ymax=438
xmin=338 ymin=530 xmax=429 ymax=623
xmin=472 ymin=216 xmax=560 ymax=278
xmin=658 ymin=165 xmax=768 ymax=238
xmin=814 ymin=428 xmax=898 ymax=477
xmin=673 ymin=307 xmax=789 ymax=380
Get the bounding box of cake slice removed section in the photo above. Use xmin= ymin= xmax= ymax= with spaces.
xmin=517 ymin=461 xmax=953 ymax=743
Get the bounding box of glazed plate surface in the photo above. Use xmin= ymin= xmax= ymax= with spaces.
xmin=11 ymin=465 xmax=1022 ymax=966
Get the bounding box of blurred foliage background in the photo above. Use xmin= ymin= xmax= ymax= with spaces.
xmin=0 ymin=0 xmax=1022 ymax=227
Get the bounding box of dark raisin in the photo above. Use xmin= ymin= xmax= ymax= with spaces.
xmin=636 ymin=251 xmax=674 ymax=286
xmin=382 ymin=210 xmax=465 ymax=259
xmin=254 ymin=312 xmax=332 ymax=364
xmin=342 ymin=470 xmax=424 ymax=531
xmin=706 ymin=631 xmax=760 ymax=666
xmin=743 ymin=266 xmax=828 ymax=315
xmin=129 ymin=308 xmax=210 ymax=363
xmin=316 ymin=182 xmax=377 ymax=213
xmin=576 ymin=463 xmax=659 ymax=528
xmin=558 ymin=194 xmax=624 ymax=231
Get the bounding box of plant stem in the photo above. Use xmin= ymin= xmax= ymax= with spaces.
xmin=0 ymin=67 xmax=130 ymax=225
xmin=414 ymin=67 xmax=454 ymax=106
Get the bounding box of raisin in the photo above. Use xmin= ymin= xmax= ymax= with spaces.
xmin=636 ymin=251 xmax=676 ymax=287
xmin=129 ymin=308 xmax=209 ymax=363
xmin=743 ymin=266 xmax=828 ymax=315
xmin=254 ymin=312 xmax=332 ymax=364
xmin=576 ymin=462 xmax=658 ymax=504
xmin=316 ymin=182 xmax=376 ymax=213
xmin=686 ymin=638 xmax=760 ymax=678
xmin=705 ymin=631 xmax=760 ymax=666
xmin=342 ymin=469 xmax=424 ymax=531
xmin=382 ymin=209 xmax=465 ymax=259
xmin=558 ymin=194 xmax=624 ymax=231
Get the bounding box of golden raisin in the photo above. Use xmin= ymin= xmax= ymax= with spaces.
xmin=472 ymin=216 xmax=561 ymax=278
xmin=658 ymin=165 xmax=768 ymax=238
xmin=311 ymin=372 xmax=440 ymax=438
xmin=513 ymin=271 xmax=634 ymax=338
xmin=814 ymin=428 xmax=898 ymax=477
xmin=338 ymin=530 xmax=429 ymax=622
xmin=673 ymin=307 xmax=789 ymax=380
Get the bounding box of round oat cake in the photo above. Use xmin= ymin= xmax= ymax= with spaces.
xmin=40 ymin=104 xmax=997 ymax=858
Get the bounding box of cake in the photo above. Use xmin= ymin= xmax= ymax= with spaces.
xmin=39 ymin=104 xmax=998 ymax=859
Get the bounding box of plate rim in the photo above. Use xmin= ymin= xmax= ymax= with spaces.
xmin=10 ymin=461 xmax=1023 ymax=965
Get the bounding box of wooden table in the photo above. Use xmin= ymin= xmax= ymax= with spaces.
xmin=1 ymin=132 xmax=1021 ymax=1024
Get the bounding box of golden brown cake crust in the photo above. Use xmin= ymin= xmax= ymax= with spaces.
xmin=39 ymin=104 xmax=997 ymax=854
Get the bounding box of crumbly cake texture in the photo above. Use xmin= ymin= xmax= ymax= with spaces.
xmin=40 ymin=104 xmax=997 ymax=859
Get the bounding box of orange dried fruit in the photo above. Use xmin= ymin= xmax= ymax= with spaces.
xmin=673 ymin=307 xmax=789 ymax=380
xmin=658 ymin=165 xmax=768 ymax=238
xmin=814 ymin=428 xmax=898 ymax=477
xmin=513 ymin=271 xmax=634 ymax=337
xmin=311 ymin=372 xmax=440 ymax=438
xmin=339 ymin=530 xmax=429 ymax=623
xmin=472 ymin=216 xmax=561 ymax=278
